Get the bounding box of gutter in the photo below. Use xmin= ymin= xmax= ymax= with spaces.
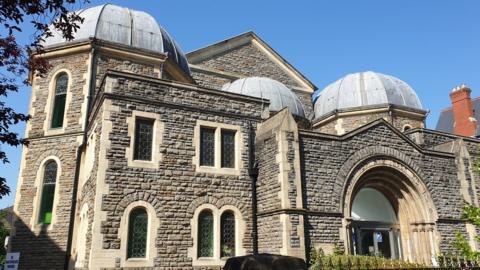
xmin=248 ymin=121 xmax=259 ymax=255
xmin=64 ymin=45 xmax=97 ymax=269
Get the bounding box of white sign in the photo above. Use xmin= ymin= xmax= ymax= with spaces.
xmin=4 ymin=252 xmax=20 ymax=270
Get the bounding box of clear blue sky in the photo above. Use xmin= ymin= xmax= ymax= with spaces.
xmin=1 ymin=0 xmax=479 ymax=208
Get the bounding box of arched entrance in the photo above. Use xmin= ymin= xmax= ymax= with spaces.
xmin=351 ymin=188 xmax=401 ymax=259
xmin=342 ymin=159 xmax=438 ymax=264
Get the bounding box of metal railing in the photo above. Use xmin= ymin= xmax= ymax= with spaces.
xmin=310 ymin=256 xmax=480 ymax=270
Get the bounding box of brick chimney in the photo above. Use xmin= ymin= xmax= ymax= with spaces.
xmin=450 ymin=84 xmax=477 ymax=137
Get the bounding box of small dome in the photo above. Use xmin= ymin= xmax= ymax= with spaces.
xmin=42 ymin=4 xmax=190 ymax=75
xmin=222 ymin=77 xmax=305 ymax=117
xmin=314 ymin=71 xmax=422 ymax=119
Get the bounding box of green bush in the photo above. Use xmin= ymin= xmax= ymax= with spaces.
xmin=309 ymin=247 xmax=419 ymax=270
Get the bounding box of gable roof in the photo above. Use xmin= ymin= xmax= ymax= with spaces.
xmin=301 ymin=118 xmax=455 ymax=158
xmin=436 ymin=97 xmax=480 ymax=136
xmin=187 ymin=31 xmax=317 ymax=92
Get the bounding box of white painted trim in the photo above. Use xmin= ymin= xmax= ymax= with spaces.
xmin=192 ymin=120 xmax=243 ymax=176
xmin=43 ymin=69 xmax=73 ymax=135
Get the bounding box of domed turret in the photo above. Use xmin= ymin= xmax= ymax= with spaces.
xmin=42 ymin=4 xmax=190 ymax=75
xmin=222 ymin=77 xmax=305 ymax=117
xmin=314 ymin=71 xmax=422 ymax=119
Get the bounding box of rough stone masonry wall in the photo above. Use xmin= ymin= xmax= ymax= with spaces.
xmin=75 ymin=112 xmax=104 ymax=269
xmin=314 ymin=112 xmax=390 ymax=135
xmin=299 ymin=123 xmax=463 ymax=253
xmin=28 ymin=52 xmax=89 ymax=137
xmin=12 ymin=135 xmax=79 ymax=269
xmin=314 ymin=112 xmax=423 ymax=135
xmin=257 ymin=215 xmax=283 ymax=254
xmin=255 ymin=132 xmax=284 ymax=254
xmin=256 ymin=135 xmax=281 ymax=213
xmin=12 ymin=51 xmax=90 ymax=269
xmin=190 ymin=69 xmax=232 ymax=90
xmin=93 ymin=74 xmax=264 ymax=268
xmin=94 ymin=53 xmax=158 ymax=93
xmin=194 ymin=42 xmax=314 ymax=120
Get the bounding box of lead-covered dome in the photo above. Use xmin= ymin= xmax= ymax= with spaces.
xmin=222 ymin=77 xmax=305 ymax=117
xmin=42 ymin=4 xmax=190 ymax=75
xmin=314 ymin=71 xmax=422 ymax=119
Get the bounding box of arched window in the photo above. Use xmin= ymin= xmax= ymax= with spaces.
xmin=38 ymin=160 xmax=57 ymax=224
xmin=127 ymin=208 xmax=148 ymax=258
xmin=51 ymin=73 xmax=68 ymax=128
xmin=198 ymin=210 xmax=214 ymax=257
xmin=220 ymin=211 xmax=235 ymax=257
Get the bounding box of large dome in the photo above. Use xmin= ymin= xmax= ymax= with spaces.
xmin=222 ymin=77 xmax=305 ymax=117
xmin=314 ymin=71 xmax=422 ymax=119
xmin=42 ymin=4 xmax=190 ymax=75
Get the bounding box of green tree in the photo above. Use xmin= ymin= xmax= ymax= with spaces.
xmin=454 ymin=204 xmax=480 ymax=259
xmin=0 ymin=0 xmax=88 ymax=198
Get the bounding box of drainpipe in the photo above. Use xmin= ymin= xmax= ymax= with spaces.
xmin=64 ymin=44 xmax=96 ymax=270
xmin=248 ymin=121 xmax=259 ymax=255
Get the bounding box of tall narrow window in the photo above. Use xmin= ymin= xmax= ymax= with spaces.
xmin=220 ymin=211 xmax=236 ymax=257
xmin=198 ymin=210 xmax=214 ymax=257
xmin=221 ymin=130 xmax=236 ymax=168
xmin=38 ymin=161 xmax=57 ymax=224
xmin=134 ymin=118 xmax=154 ymax=161
xmin=127 ymin=208 xmax=148 ymax=258
xmin=51 ymin=73 xmax=68 ymax=128
xmin=200 ymin=128 xmax=215 ymax=166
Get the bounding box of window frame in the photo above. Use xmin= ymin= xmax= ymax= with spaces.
xmin=44 ymin=69 xmax=72 ymax=135
xmin=50 ymin=72 xmax=68 ymax=129
xmin=38 ymin=160 xmax=58 ymax=225
xmin=194 ymin=121 xmax=242 ymax=175
xmin=127 ymin=207 xmax=149 ymax=259
xmin=190 ymin=204 xmax=245 ymax=267
xmin=197 ymin=210 xmax=215 ymax=258
xmin=126 ymin=111 xmax=164 ymax=169
xmin=133 ymin=118 xmax=155 ymax=162
xmin=119 ymin=201 xmax=159 ymax=268
xmin=31 ymin=156 xmax=62 ymax=231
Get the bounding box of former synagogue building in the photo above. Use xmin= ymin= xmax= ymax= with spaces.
xmin=10 ymin=4 xmax=480 ymax=269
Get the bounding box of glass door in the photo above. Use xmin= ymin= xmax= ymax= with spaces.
xmin=351 ymin=226 xmax=401 ymax=259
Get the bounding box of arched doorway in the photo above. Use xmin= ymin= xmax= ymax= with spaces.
xmin=343 ymin=159 xmax=438 ymax=264
xmin=351 ymin=188 xmax=401 ymax=259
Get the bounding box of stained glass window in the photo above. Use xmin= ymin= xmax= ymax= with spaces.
xmin=198 ymin=210 xmax=213 ymax=257
xmin=200 ymin=128 xmax=215 ymax=166
xmin=221 ymin=211 xmax=236 ymax=257
xmin=127 ymin=208 xmax=148 ymax=258
xmin=221 ymin=130 xmax=236 ymax=168
xmin=51 ymin=73 xmax=68 ymax=128
xmin=39 ymin=161 xmax=57 ymax=224
xmin=134 ymin=118 xmax=154 ymax=161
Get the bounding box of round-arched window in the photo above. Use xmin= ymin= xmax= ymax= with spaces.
xmin=38 ymin=160 xmax=58 ymax=224
xmin=198 ymin=210 xmax=214 ymax=257
xmin=127 ymin=207 xmax=148 ymax=258
xmin=351 ymin=188 xmax=397 ymax=223
xmin=220 ymin=211 xmax=235 ymax=257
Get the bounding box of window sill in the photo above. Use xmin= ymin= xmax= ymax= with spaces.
xmin=32 ymin=223 xmax=54 ymax=234
xmin=44 ymin=127 xmax=66 ymax=136
xmin=192 ymin=257 xmax=227 ymax=267
xmin=127 ymin=159 xmax=159 ymax=169
xmin=123 ymin=257 xmax=153 ymax=268
xmin=195 ymin=166 xmax=240 ymax=176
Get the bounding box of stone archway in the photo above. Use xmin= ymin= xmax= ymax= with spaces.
xmin=342 ymin=158 xmax=438 ymax=265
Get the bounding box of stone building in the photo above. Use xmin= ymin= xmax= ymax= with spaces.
xmin=10 ymin=4 xmax=480 ymax=269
